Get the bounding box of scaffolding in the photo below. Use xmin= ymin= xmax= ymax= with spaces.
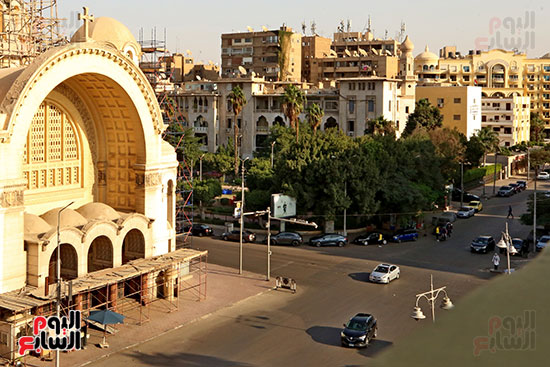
xmin=139 ymin=27 xmax=194 ymax=242
xmin=0 ymin=248 xmax=207 ymax=363
xmin=0 ymin=0 xmax=66 ymax=68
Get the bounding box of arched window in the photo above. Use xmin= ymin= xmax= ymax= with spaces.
xmin=257 ymin=116 xmax=269 ymax=132
xmin=23 ymin=102 xmax=82 ymax=192
xmin=273 ymin=116 xmax=285 ymax=127
xmin=324 ymin=117 xmax=338 ymax=130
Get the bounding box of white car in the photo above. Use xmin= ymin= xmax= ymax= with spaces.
xmin=457 ymin=206 xmax=475 ymax=218
xmin=369 ymin=264 xmax=400 ymax=284
xmin=537 ymin=172 xmax=550 ymax=180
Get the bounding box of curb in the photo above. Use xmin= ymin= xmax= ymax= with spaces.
xmin=77 ymin=284 xmax=275 ymax=367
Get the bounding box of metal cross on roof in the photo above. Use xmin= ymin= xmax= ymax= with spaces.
xmin=78 ymin=6 xmax=95 ymax=42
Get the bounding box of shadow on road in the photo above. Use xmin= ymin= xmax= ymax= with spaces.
xmin=357 ymin=339 xmax=393 ymax=357
xmin=306 ymin=326 xmax=341 ymax=347
xmin=123 ymin=351 xmax=253 ymax=366
xmin=348 ymin=272 xmax=370 ymax=282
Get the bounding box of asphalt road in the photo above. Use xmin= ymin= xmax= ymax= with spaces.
xmin=90 ymin=182 xmax=544 ymax=367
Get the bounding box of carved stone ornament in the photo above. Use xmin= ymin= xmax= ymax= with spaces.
xmin=0 ymin=189 xmax=24 ymax=208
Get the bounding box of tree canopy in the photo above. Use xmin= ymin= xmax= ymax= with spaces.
xmin=402 ymin=98 xmax=443 ymax=136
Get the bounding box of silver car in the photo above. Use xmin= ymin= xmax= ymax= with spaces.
xmin=457 ymin=206 xmax=475 ymax=218
xmin=369 ymin=264 xmax=400 ymax=284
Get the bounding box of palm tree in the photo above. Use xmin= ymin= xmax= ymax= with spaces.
xmin=368 ymin=116 xmax=395 ymax=136
xmin=476 ymin=127 xmax=500 ymax=166
xmin=227 ymin=86 xmax=247 ymax=175
xmin=281 ymin=84 xmax=306 ymax=142
xmin=530 ymin=112 xmax=545 ymax=143
xmin=306 ymin=103 xmax=324 ymax=134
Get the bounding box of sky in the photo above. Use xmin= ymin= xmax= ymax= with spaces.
xmin=58 ymin=0 xmax=550 ymax=64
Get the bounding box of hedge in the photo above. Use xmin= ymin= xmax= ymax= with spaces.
xmin=463 ymin=164 xmax=502 ymax=184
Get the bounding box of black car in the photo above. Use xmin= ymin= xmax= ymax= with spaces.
xmin=183 ymin=223 xmax=213 ymax=237
xmin=516 ymin=180 xmax=527 ymax=190
xmin=508 ymin=183 xmax=521 ymax=194
xmin=309 ymin=233 xmax=348 ymax=247
xmin=266 ymin=232 xmax=303 ymax=246
xmin=341 ymin=313 xmax=378 ymax=348
xmin=353 ymin=232 xmax=387 ymax=246
xmin=497 ymin=186 xmax=514 ymax=197
xmin=451 ymin=189 xmax=480 ymax=203
xmin=222 ymin=230 xmax=256 ymax=243
xmin=470 ymin=236 xmax=496 ymax=253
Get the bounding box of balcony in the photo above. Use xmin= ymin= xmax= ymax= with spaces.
xmin=256 ymin=126 xmax=269 ymax=133
xmin=193 ymin=126 xmax=208 ymax=133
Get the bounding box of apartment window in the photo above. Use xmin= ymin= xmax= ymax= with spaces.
xmin=244 ymin=38 xmax=252 ymax=43
xmin=453 ymin=114 xmax=461 ymax=120
xmin=0 ymin=332 xmax=7 ymax=346
xmin=463 ymin=66 xmax=470 ymax=72
xmin=348 ymin=120 xmax=355 ymax=132
xmin=325 ymin=101 xmax=338 ymax=110
xmin=227 ymin=118 xmax=232 ymax=129
xmin=237 ymin=118 xmax=242 ymax=128
xmin=506 ymin=115 xmax=511 ymax=121
xmin=544 ymin=66 xmax=550 ymax=72
xmin=349 ymin=82 xmax=356 ymax=90
xmin=405 ymin=106 xmax=409 ymax=114
xmin=437 ymin=98 xmax=444 ymax=108
xmin=482 ymin=115 xmax=487 ymax=122
xmin=368 ymin=100 xmax=375 ymax=112
xmin=349 ymin=99 xmax=355 ymax=113
xmin=454 ymin=98 xmax=461 ymax=103
xmin=504 ymin=127 xmax=512 ymax=134
xmin=234 ymin=38 xmax=242 ymax=44
xmin=463 ymin=76 xmax=470 ymax=81
xmin=388 ymin=100 xmax=392 ymax=112
xmin=493 ymin=127 xmax=500 ymax=132
xmin=505 ymin=142 xmax=510 ymax=147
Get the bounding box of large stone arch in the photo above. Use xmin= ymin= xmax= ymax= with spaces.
xmin=122 ymin=228 xmax=146 ymax=264
xmin=48 ymin=243 xmax=78 ymax=282
xmin=87 ymin=235 xmax=114 ymax=273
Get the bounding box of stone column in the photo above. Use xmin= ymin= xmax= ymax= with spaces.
xmin=164 ymin=265 xmax=177 ymax=301
xmin=109 ymin=284 xmax=117 ymax=310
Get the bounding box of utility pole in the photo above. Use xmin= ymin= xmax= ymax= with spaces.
xmin=199 ymin=153 xmax=205 ymax=181
xmin=460 ymin=162 xmax=464 ymax=208
xmin=492 ymin=151 xmax=498 ymax=195
xmin=533 ymin=170 xmax=537 ymax=254
xmin=239 ymin=157 xmax=249 ymax=275
xmin=270 ymin=141 xmax=276 ymax=169
xmin=266 ymin=207 xmax=271 ymax=280
xmin=56 ymin=201 xmax=74 ymax=367
xmin=343 ymin=181 xmax=347 ymax=236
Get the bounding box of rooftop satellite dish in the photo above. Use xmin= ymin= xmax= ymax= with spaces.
xmin=344 ymin=49 xmax=351 ymax=57
xmin=196 ymin=75 xmax=202 ymax=80
xmin=238 ymin=66 xmax=247 ymax=75
xmin=329 ymin=49 xmax=337 ymax=57
xmin=251 ymin=71 xmax=256 ymax=77
xmin=186 ymin=49 xmax=192 ymax=56
xmin=353 ymin=51 xmax=359 ymax=57
xmin=358 ymin=48 xmax=368 ymax=56
xmin=247 ymin=26 xmax=254 ymax=32
xmin=386 ymin=50 xmax=392 ymax=56
xmin=208 ymin=60 xmax=213 ymax=65
xmin=262 ymin=25 xmax=269 ymax=32
xmin=372 ymin=49 xmax=379 ymax=55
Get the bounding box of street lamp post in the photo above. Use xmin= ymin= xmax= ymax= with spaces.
xmin=343 ymin=181 xmax=347 ymax=237
xmin=410 ymin=275 xmax=454 ymax=323
xmin=493 ymin=150 xmax=498 ymax=195
xmin=533 ymin=167 xmax=537 ymax=254
xmin=56 ymin=201 xmax=74 ymax=367
xmin=460 ymin=162 xmax=464 ymax=208
xmin=270 ymin=141 xmax=276 ymax=169
xmin=239 ymin=157 xmax=249 ymax=275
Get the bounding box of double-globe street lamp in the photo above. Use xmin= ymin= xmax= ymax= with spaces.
xmin=411 ymin=275 xmax=454 ymax=323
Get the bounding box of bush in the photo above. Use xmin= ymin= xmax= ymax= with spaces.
xmin=463 ymin=164 xmax=502 ymax=184
xmin=220 ymin=198 xmax=230 ymax=205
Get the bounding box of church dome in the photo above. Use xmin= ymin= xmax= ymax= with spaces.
xmin=40 ymin=208 xmax=88 ymax=228
xmin=400 ymin=36 xmax=414 ymax=53
xmin=24 ymin=213 xmax=52 ymax=234
xmin=77 ymin=202 xmax=120 ymax=221
xmin=70 ymin=17 xmax=141 ymax=63
xmin=415 ymin=45 xmax=439 ymax=62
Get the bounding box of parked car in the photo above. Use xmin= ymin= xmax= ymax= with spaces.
xmin=457 ymin=206 xmax=475 ymax=218
xmin=309 ymin=233 xmax=348 ymax=247
xmin=511 ymin=238 xmax=527 ymax=256
xmin=432 ymin=216 xmax=452 ymax=228
xmin=497 ymin=186 xmax=515 ymax=197
xmin=471 ymin=235 xmax=496 ymax=253
xmin=440 ymin=211 xmax=458 ymax=223
xmin=516 ymin=180 xmax=527 ymax=190
xmin=265 ymin=232 xmax=303 ymax=246
xmin=537 ymin=172 xmax=550 ymax=180
xmin=340 ymin=313 xmax=378 ymax=348
xmin=369 ymin=264 xmax=400 ymax=283
xmin=183 ymin=223 xmax=213 ymax=237
xmin=465 ymin=200 xmax=483 ymax=212
xmin=391 ymin=229 xmax=418 ymax=243
xmin=536 ymin=235 xmax=550 ymax=251
xmin=451 ymin=189 xmax=480 ymax=203
xmin=353 ymin=232 xmax=387 ymax=246
xmin=222 ymin=230 xmax=256 ymax=243
xmin=508 ymin=183 xmax=521 ymax=194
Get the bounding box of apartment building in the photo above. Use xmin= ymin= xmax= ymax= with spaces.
xmin=301 ymin=35 xmax=332 ymax=83
xmin=481 ymin=89 xmax=530 ymax=146
xmin=221 ymin=26 xmax=302 ymax=82
xmin=416 ymin=86 xmax=482 ymax=138
xmin=413 ymin=47 xmax=550 ymax=134
xmin=306 ymin=31 xmax=400 ymax=84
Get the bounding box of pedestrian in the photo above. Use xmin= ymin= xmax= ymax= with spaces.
xmin=446 ymin=222 xmax=453 ymax=237
xmin=492 ymin=252 xmax=500 ymax=271
xmin=435 ymin=226 xmax=440 ymax=241
xmin=507 ymin=205 xmax=514 ymax=219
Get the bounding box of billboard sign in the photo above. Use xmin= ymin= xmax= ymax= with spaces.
xmin=272 ymin=194 xmax=296 ymax=218
xmin=234 ymin=201 xmax=242 ymax=218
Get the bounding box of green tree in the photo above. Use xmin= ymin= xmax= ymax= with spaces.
xmin=530 ymin=112 xmax=545 ymax=143
xmin=464 ymin=135 xmax=485 ymax=167
xmin=204 ymin=138 xmax=235 ymax=182
xmin=403 ymin=99 xmax=443 ymax=136
xmin=189 ymin=178 xmax=222 ymax=219
xmin=367 ymin=115 xmax=395 ymax=136
xmin=306 ymin=102 xmax=324 ymax=134
xmin=228 ymin=86 xmax=247 ymax=175
xmin=164 ymin=123 xmax=203 ymax=179
xmin=476 ymin=127 xmax=500 ymax=166
xmin=281 ymin=84 xmax=306 ymax=143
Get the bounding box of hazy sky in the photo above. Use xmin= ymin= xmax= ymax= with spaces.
xmin=59 ymin=0 xmax=549 ymax=64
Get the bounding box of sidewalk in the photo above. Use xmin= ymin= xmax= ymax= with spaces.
xmin=25 ymin=264 xmax=273 ymax=367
